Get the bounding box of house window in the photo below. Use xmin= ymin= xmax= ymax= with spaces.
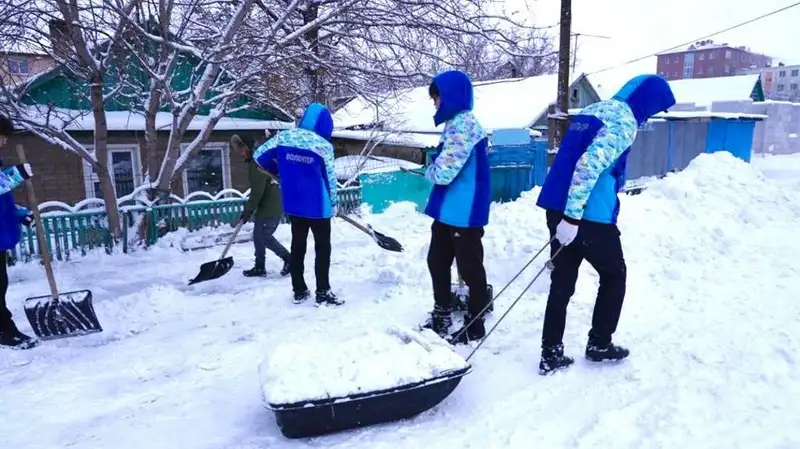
xmin=792 ymin=69 xmax=799 ymax=77
xmin=683 ymin=53 xmax=694 ymax=79
xmin=791 ymin=84 xmax=798 ymax=90
xmin=181 ymin=142 xmax=231 ymax=196
xmin=725 ymin=50 xmax=732 ymax=59
xmin=777 ymin=84 xmax=785 ymax=91
xmin=709 ymin=52 xmax=715 ymax=59
xmin=7 ymin=58 xmax=28 ymax=75
xmin=708 ymin=66 xmax=714 ymax=75
xmin=698 ymin=53 xmax=705 ymax=61
xmin=82 ymin=145 xmax=142 ymax=199
xmin=779 ymin=70 xmax=786 ymax=77
xmin=698 ymin=67 xmax=704 ymax=75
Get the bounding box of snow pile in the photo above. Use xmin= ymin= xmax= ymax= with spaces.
xmin=334 ymin=155 xmax=422 ymax=182
xmin=259 ymin=326 xmax=469 ymax=405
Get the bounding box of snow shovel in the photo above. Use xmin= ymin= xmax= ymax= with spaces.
xmin=15 ymin=145 xmax=102 ymax=341
xmin=254 ymin=164 xmax=404 ymax=253
xmin=188 ymin=219 xmax=247 ymax=285
xmin=451 ymin=264 xmax=494 ymax=314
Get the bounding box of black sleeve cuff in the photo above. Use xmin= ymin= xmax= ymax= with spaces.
xmin=14 ymin=164 xmax=30 ymax=180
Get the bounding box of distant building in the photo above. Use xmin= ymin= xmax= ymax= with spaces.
xmin=656 ymin=39 xmax=771 ymax=81
xmin=0 ymin=51 xmax=56 ymax=85
xmin=739 ymin=63 xmax=800 ymax=102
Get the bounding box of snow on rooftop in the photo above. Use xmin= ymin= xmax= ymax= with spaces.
xmin=566 ymin=107 xmax=766 ymax=121
xmin=333 ymin=74 xmax=562 ymax=134
xmin=331 ymin=129 xmax=440 ymax=149
xmin=589 ymin=73 xmax=761 ymax=108
xmin=667 ymin=74 xmax=761 ymax=108
xmin=17 ymin=107 xmax=293 ymax=132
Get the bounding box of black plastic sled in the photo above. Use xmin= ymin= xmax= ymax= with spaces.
xmin=265 ymin=365 xmax=472 ymax=439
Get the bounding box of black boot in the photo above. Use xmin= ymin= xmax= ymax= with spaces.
xmin=585 ymin=340 xmax=630 ymax=362
xmin=243 ymin=263 xmax=267 ymax=277
xmin=279 ymin=260 xmax=291 ymax=277
xmin=315 ymin=289 xmax=345 ymax=307
xmin=539 ymin=343 xmax=574 ymax=375
xmin=448 ymin=313 xmax=486 ymax=345
xmin=293 ymin=289 xmax=310 ymax=304
xmin=0 ymin=326 xmax=38 ymax=350
xmin=421 ymin=305 xmax=453 ymax=338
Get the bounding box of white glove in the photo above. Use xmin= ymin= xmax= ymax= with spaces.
xmin=16 ymin=163 xmax=32 ymax=178
xmin=555 ymin=219 xmax=579 ymax=246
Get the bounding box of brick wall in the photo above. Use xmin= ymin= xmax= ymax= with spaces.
xmin=2 ymin=129 xmax=266 ymax=209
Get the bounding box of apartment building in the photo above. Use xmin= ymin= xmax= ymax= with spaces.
xmin=1 ymin=51 xmax=56 ymax=85
xmin=740 ymin=63 xmax=800 ymax=101
xmin=656 ymin=39 xmax=771 ymax=81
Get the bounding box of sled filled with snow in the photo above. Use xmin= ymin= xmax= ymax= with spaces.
xmin=259 ymin=326 xmax=471 ymax=439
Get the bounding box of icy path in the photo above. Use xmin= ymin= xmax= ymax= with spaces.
xmin=2 ymin=153 xmax=800 ymax=449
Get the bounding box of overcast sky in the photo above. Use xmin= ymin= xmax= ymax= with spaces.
xmin=503 ymin=0 xmax=800 ymax=89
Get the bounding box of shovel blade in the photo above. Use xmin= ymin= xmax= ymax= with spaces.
xmin=451 ymin=283 xmax=495 ymax=313
xmin=188 ymin=256 xmax=234 ymax=285
xmin=23 ymin=290 xmax=102 ymax=341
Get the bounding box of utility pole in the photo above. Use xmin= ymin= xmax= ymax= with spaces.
xmin=548 ymin=0 xmax=572 ymax=151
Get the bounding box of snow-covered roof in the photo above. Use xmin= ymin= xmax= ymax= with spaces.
xmin=16 ymin=107 xmax=293 ymax=132
xmin=331 ymin=130 xmax=440 ymax=149
xmin=332 ymin=127 xmax=543 ymax=149
xmin=590 ymin=74 xmax=761 ymax=107
xmin=567 ymin=108 xmax=767 ymax=121
xmin=667 ymin=74 xmax=761 ymax=107
xmin=333 ymin=74 xmax=568 ymax=134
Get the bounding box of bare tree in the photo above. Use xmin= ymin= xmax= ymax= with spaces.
xmin=0 ymin=0 xmax=140 ymax=240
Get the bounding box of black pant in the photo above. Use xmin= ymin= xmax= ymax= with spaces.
xmin=289 ymin=216 xmax=331 ymax=293
xmin=427 ymin=220 xmax=488 ymax=316
xmin=0 ymin=252 xmax=14 ymax=334
xmin=541 ymin=210 xmax=627 ymax=348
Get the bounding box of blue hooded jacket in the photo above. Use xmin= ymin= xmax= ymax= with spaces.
xmin=253 ymin=103 xmax=338 ymax=219
xmin=424 ymin=70 xmax=491 ymax=228
xmin=0 ymin=164 xmax=31 ymax=251
xmin=536 ymin=74 xmax=676 ymax=224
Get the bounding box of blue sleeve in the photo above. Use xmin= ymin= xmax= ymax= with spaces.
xmin=424 ymin=111 xmax=486 ymax=186
xmin=321 ymin=142 xmax=338 ymax=209
xmin=0 ymin=166 xmax=25 ymax=196
xmin=564 ymin=115 xmax=637 ymax=220
xmin=253 ymin=135 xmax=281 ymax=175
xmin=15 ymin=205 xmax=30 ymax=217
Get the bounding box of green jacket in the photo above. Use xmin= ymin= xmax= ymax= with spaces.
xmin=244 ymin=160 xmax=283 ymax=219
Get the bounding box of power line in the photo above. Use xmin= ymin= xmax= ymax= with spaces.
xmin=587 ymin=1 xmax=800 ymax=76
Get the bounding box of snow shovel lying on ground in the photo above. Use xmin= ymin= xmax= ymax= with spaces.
xmin=451 ymin=266 xmax=494 ymax=314
xmin=246 ymin=149 xmax=404 ymax=253
xmin=188 ymin=219 xmax=247 ymax=285
xmin=16 ymin=145 xmax=102 ymax=341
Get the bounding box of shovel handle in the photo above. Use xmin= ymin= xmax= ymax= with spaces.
xmin=15 ymin=145 xmax=60 ymax=301
xmin=219 ymin=219 xmax=246 ymax=260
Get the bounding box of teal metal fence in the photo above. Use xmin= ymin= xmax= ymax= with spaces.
xmin=6 ymin=186 xmax=363 ymax=265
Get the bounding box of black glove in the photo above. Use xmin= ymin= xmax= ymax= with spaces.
xmin=240 ymin=210 xmax=252 ymax=223
xmin=20 ymin=213 xmax=34 ymax=227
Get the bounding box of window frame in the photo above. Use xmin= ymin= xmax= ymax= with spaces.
xmin=179 ymin=141 xmax=232 ymax=197
xmin=81 ymin=144 xmax=143 ymax=199
xmin=7 ymin=58 xmax=29 ymax=75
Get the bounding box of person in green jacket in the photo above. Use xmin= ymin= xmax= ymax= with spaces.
xmin=239 ymin=135 xmax=291 ymax=277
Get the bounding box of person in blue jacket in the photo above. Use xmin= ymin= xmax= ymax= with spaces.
xmin=253 ymin=103 xmax=344 ymax=307
xmin=0 ymin=114 xmax=37 ymax=349
xmin=535 ymin=74 xmax=676 ymax=375
xmin=420 ymin=70 xmax=491 ymax=344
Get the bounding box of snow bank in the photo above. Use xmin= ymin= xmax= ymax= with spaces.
xmin=259 ymin=326 xmax=469 ymax=405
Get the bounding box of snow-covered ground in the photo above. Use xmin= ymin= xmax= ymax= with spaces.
xmin=2 ymin=152 xmax=800 ymax=449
